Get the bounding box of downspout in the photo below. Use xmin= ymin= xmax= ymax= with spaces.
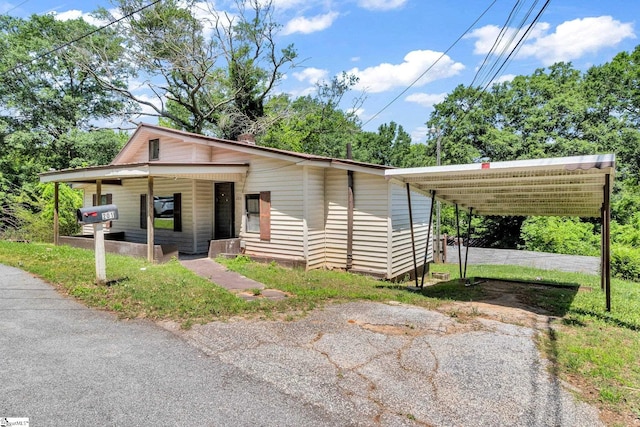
xmin=346 ymin=143 xmax=354 ymax=271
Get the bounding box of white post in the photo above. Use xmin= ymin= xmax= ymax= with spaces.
xmin=94 ymin=222 xmax=107 ymax=283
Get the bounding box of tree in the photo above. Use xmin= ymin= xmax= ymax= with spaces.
xmin=352 ymin=121 xmax=412 ymax=167
xmin=260 ymin=73 xmax=362 ymax=157
xmin=87 ymin=0 xmax=297 ymax=139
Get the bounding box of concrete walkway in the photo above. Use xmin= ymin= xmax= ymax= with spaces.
xmin=179 ymin=256 xmax=288 ymax=301
xmin=445 ymin=246 xmax=600 ymax=275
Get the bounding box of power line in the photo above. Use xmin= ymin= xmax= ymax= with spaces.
xmin=361 ymin=0 xmax=498 ymax=128
xmin=4 ymin=0 xmax=30 ymax=15
xmin=5 ymin=0 xmax=163 ymax=75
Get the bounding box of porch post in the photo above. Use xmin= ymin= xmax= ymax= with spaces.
xmin=406 ymin=183 xmax=419 ymax=288
xmin=96 ymin=179 xmax=102 ymax=205
xmin=53 ymin=182 xmax=59 ymax=246
xmin=147 ymin=176 xmax=154 ymax=262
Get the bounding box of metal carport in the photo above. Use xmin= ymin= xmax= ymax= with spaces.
xmin=385 ymin=154 xmax=615 ymax=311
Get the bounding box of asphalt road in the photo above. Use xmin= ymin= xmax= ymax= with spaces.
xmin=446 ymin=246 xmax=600 ymax=274
xmin=1 ymin=263 xmax=604 ymax=426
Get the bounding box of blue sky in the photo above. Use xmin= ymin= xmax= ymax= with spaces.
xmin=2 ymin=0 xmax=638 ymax=143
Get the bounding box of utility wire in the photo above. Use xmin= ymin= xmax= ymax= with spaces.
xmin=361 ymin=0 xmax=498 ymax=128
xmin=4 ymin=0 xmax=30 ymax=15
xmin=5 ymin=0 xmax=162 ymax=75
xmin=470 ymin=0 xmax=525 ymax=88
xmin=480 ymin=0 xmax=551 ymax=92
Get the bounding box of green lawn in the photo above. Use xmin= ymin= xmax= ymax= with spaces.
xmin=0 ymin=241 xmax=638 ymax=424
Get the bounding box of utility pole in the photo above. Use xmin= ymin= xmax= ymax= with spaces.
xmin=430 ymin=127 xmax=442 ymax=263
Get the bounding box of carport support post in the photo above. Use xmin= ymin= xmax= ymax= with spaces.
xmin=455 ymin=204 xmax=462 ymax=279
xmin=464 ymin=208 xmax=473 ymax=279
xmin=53 ymin=182 xmax=59 ymax=246
xmin=604 ymin=174 xmax=611 ymax=312
xmin=147 ymin=176 xmax=155 ymax=263
xmin=420 ymin=191 xmax=436 ymax=287
xmin=406 ymin=183 xmax=419 ymax=287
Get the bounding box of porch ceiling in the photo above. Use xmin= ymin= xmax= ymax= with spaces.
xmin=385 ymin=154 xmax=615 ymax=218
xmin=39 ymin=162 xmax=249 ymax=183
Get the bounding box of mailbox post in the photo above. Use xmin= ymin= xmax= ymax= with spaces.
xmin=76 ymin=205 xmax=118 ymax=284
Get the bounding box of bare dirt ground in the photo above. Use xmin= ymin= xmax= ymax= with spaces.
xmin=432 ymin=279 xmax=637 ymax=427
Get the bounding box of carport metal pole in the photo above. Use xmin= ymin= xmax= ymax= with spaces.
xmin=406 ymin=183 xmax=419 ymax=288
xmin=463 ymin=208 xmax=473 ymax=279
xmin=53 ymin=182 xmax=59 ymax=246
xmin=420 ymin=191 xmax=436 ymax=287
xmin=604 ymin=173 xmax=611 ymax=312
xmin=455 ymin=204 xmax=462 ymax=279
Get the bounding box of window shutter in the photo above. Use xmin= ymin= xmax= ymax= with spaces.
xmin=140 ymin=194 xmax=147 ymax=229
xmin=92 ymin=194 xmax=97 ymax=206
xmin=173 ymin=193 xmax=182 ymax=232
xmin=259 ymin=191 xmax=271 ymax=241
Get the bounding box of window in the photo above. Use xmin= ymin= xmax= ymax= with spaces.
xmin=149 ymin=138 xmax=160 ymax=161
xmin=245 ymin=194 xmax=260 ymax=233
xmin=245 ymin=191 xmax=270 ymax=241
xmin=140 ymin=193 xmax=182 ymax=232
xmin=92 ymin=194 xmax=112 ymax=206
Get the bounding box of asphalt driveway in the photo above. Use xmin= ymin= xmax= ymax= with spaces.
xmin=1 ymin=263 xmax=603 ymax=426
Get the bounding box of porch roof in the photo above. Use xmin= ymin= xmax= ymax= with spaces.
xmin=39 ymin=162 xmax=250 ymax=184
xmin=385 ymin=154 xmax=615 ymax=218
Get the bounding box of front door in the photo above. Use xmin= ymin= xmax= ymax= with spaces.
xmin=214 ymin=182 xmax=235 ymax=239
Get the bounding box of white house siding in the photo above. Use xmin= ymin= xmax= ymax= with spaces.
xmin=390 ymin=183 xmax=432 ymax=279
xmin=211 ymin=146 xmax=251 ymax=163
xmin=241 ymin=156 xmax=305 ymax=262
xmin=194 ymin=180 xmax=214 ymax=253
xmin=351 ymin=172 xmax=389 ymax=276
xmin=304 ymin=166 xmax=326 ymax=270
xmin=80 ymin=178 xmax=197 ymax=253
xmin=324 ymin=168 xmax=348 ymax=270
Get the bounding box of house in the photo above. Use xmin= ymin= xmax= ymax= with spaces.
xmin=40 ymin=124 xmax=433 ymax=280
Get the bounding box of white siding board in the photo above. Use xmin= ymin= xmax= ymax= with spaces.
xmin=240 ymin=157 xmax=305 ymax=262
xmin=324 ymin=169 xmax=348 ymax=270
xmin=351 ymin=173 xmax=389 ymax=276
xmin=306 ymin=167 xmax=326 ymax=270
xmin=195 ymin=180 xmax=214 ymax=253
xmin=390 ymin=183 xmax=432 ymax=278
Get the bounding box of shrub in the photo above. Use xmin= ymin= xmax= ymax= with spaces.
xmin=520 ymin=216 xmax=599 ymax=256
xmin=611 ymin=245 xmax=640 ymax=282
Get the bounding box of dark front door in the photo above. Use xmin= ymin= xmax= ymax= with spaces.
xmin=214 ymin=182 xmax=235 ymax=239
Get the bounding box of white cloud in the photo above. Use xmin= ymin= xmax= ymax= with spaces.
xmin=520 ymin=16 xmax=635 ymax=65
xmin=282 ymin=11 xmax=339 ymax=35
xmin=358 ymin=0 xmax=407 ymax=11
xmin=347 ymin=50 xmax=465 ymax=93
xmin=292 ymin=67 xmax=328 ymax=84
xmin=405 ymin=92 xmax=447 ymax=108
xmin=53 ymin=9 xmax=109 ymax=26
xmin=493 ymin=74 xmax=516 ymax=84
xmin=411 ymin=126 xmax=430 ymax=143
xmin=467 ymin=16 xmax=635 ymax=66
xmin=271 ymin=0 xmax=308 ymax=10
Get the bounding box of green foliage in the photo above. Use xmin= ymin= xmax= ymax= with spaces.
xmin=352 ymin=121 xmax=412 ymax=167
xmin=1 ymin=183 xmax=82 ymax=242
xmin=611 ymin=245 xmax=640 ymax=282
xmin=260 ymin=74 xmax=361 ymax=157
xmin=520 ymin=216 xmax=600 ymax=256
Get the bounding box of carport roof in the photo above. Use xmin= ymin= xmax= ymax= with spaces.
xmin=385 ymin=154 xmax=615 ymax=218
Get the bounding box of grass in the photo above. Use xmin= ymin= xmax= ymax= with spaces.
xmin=1 ymin=241 xmax=638 ymax=423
